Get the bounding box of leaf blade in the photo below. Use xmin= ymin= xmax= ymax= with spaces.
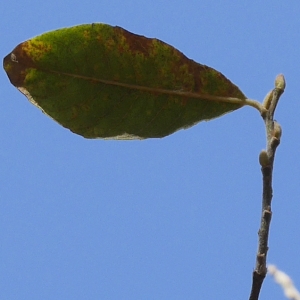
xmin=3 ymin=23 xmax=246 ymax=139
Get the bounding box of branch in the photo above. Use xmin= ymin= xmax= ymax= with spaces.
xmin=249 ymin=74 xmax=285 ymax=300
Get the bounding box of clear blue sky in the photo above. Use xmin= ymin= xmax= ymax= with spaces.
xmin=1 ymin=1 xmax=299 ymax=299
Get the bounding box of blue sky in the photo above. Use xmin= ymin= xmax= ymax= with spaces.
xmin=1 ymin=1 xmax=300 ymax=299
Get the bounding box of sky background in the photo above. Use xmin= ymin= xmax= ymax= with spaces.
xmin=1 ymin=1 xmax=299 ymax=299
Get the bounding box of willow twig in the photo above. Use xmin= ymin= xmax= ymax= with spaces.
xmin=249 ymin=74 xmax=285 ymax=300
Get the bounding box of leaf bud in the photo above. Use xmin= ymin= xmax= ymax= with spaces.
xmin=275 ymin=74 xmax=286 ymax=91
xmin=262 ymin=90 xmax=273 ymax=110
xmin=259 ymin=150 xmax=269 ymax=167
xmin=273 ymin=121 xmax=282 ymax=140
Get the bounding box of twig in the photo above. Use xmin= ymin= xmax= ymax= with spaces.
xmin=249 ymin=74 xmax=285 ymax=300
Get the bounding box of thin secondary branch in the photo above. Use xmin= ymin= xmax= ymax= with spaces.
xmin=249 ymin=74 xmax=285 ymax=300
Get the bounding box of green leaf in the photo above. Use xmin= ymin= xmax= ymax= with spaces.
xmin=3 ymin=23 xmax=246 ymax=139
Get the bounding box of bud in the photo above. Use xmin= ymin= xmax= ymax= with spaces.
xmin=273 ymin=121 xmax=282 ymax=140
xmin=275 ymin=74 xmax=286 ymax=91
xmin=259 ymin=150 xmax=269 ymax=167
xmin=262 ymin=90 xmax=273 ymax=110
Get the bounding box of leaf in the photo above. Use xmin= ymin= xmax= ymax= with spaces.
xmin=3 ymin=23 xmax=246 ymax=139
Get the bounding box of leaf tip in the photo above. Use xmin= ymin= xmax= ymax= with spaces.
xmin=3 ymin=42 xmax=35 ymax=88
